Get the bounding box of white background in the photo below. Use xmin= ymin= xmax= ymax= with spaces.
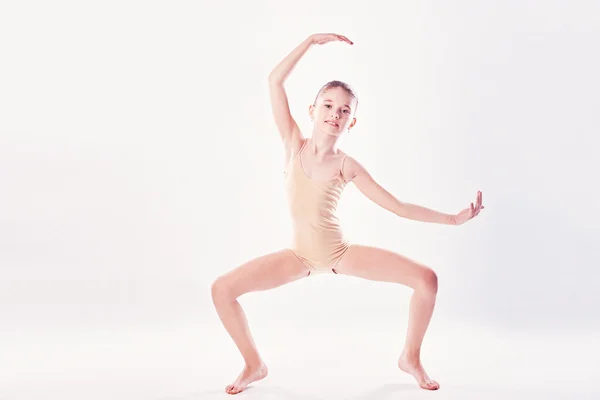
xmin=1 ymin=1 xmax=599 ymax=399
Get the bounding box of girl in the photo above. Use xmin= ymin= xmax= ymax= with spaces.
xmin=211 ymin=32 xmax=484 ymax=395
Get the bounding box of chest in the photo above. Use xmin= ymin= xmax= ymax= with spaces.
xmin=298 ymin=151 xmax=344 ymax=182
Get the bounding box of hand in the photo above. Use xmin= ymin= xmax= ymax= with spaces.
xmin=310 ymin=33 xmax=353 ymax=46
xmin=453 ymin=191 xmax=484 ymax=225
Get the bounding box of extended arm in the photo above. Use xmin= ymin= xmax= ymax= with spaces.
xmin=343 ymin=157 xmax=457 ymax=225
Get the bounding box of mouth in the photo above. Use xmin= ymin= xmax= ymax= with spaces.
xmin=325 ymin=120 xmax=339 ymax=127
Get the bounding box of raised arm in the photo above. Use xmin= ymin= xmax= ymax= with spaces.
xmin=268 ymin=36 xmax=311 ymax=147
xmin=268 ymin=33 xmax=353 ymax=148
xmin=342 ymin=157 xmax=459 ymax=225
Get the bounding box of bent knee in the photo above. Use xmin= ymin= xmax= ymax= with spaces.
xmin=211 ymin=276 xmax=234 ymax=302
xmin=418 ymin=268 xmax=438 ymax=295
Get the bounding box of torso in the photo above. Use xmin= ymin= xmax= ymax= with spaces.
xmin=285 ymin=137 xmax=348 ymax=183
xmin=283 ymin=136 xmax=351 ymax=273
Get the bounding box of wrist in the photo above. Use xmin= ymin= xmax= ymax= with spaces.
xmin=449 ymin=214 xmax=457 ymax=225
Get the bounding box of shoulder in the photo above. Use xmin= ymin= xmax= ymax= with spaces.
xmin=340 ymin=153 xmax=372 ymax=183
xmin=284 ymin=134 xmax=306 ymax=164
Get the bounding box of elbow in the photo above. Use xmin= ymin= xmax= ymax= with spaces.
xmin=394 ymin=201 xmax=409 ymax=219
xmin=268 ymin=72 xmax=284 ymax=85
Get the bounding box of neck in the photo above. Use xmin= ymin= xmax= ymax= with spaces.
xmin=308 ymin=130 xmax=341 ymax=157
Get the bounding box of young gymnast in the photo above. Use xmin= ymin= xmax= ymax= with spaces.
xmin=211 ymin=33 xmax=484 ymax=395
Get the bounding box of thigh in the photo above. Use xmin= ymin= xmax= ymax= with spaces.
xmin=213 ymin=249 xmax=310 ymax=299
xmin=334 ymin=244 xmax=437 ymax=290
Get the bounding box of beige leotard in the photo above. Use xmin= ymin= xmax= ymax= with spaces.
xmin=284 ymin=138 xmax=352 ymax=275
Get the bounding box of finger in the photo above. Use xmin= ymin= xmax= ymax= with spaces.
xmin=336 ymin=35 xmax=348 ymax=44
xmin=339 ymin=35 xmax=353 ymax=44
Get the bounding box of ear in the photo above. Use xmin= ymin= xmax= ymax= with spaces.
xmin=308 ymin=104 xmax=314 ymax=120
xmin=348 ymin=117 xmax=357 ymax=130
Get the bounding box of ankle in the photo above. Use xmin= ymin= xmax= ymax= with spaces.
xmin=244 ymin=357 xmax=265 ymax=369
xmin=400 ymin=348 xmax=421 ymax=361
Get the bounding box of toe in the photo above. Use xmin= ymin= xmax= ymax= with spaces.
xmin=420 ymin=381 xmax=437 ymax=390
xmin=228 ymin=386 xmax=239 ymax=394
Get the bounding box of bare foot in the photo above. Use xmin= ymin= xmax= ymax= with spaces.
xmin=225 ymin=362 xmax=268 ymax=395
xmin=398 ymin=355 xmax=440 ymax=390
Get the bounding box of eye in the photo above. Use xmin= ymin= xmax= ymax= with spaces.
xmin=343 ymin=110 xmax=350 ymax=114
xmin=324 ymin=104 xmax=332 ymax=108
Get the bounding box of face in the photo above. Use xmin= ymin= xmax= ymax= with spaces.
xmin=309 ymin=87 xmax=357 ymax=135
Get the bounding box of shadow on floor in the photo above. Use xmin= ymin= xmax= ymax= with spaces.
xmin=155 ymin=382 xmax=424 ymax=400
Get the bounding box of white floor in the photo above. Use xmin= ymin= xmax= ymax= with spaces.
xmin=2 ymin=315 xmax=598 ymax=400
